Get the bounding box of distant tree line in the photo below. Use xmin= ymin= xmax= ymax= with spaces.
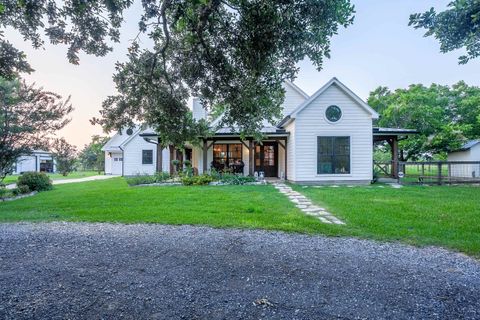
xmin=368 ymin=81 xmax=480 ymax=160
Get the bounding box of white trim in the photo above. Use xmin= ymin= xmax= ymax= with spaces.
xmin=289 ymin=78 xmax=379 ymax=120
xmin=284 ymin=80 xmax=310 ymax=99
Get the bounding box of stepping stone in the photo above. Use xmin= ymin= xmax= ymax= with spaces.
xmin=296 ymin=205 xmax=308 ymax=209
xmin=319 ymin=217 xmax=332 ymax=224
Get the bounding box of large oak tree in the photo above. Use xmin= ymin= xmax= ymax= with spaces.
xmin=410 ymin=0 xmax=480 ymax=64
xmin=1 ymin=0 xmax=355 ymax=145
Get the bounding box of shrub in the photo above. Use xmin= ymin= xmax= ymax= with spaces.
xmin=125 ymin=174 xmax=156 ymax=186
xmin=154 ymin=171 xmax=171 ymax=182
xmin=181 ymin=174 xmax=214 ymax=186
xmin=17 ymin=185 xmax=30 ymax=194
xmin=219 ymin=173 xmax=256 ymax=185
xmin=0 ymin=187 xmax=8 ymax=199
xmin=17 ymin=172 xmax=52 ymax=191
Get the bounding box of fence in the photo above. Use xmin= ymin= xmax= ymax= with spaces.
xmin=374 ymin=161 xmax=480 ymax=185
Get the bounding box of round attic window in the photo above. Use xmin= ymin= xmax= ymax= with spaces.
xmin=126 ymin=128 xmax=134 ymax=135
xmin=325 ymin=105 xmax=342 ymax=123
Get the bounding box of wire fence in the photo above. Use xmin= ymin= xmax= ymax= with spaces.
xmin=374 ymin=161 xmax=480 ymax=185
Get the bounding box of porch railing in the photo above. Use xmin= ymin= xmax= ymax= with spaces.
xmin=374 ymin=161 xmax=480 ymax=185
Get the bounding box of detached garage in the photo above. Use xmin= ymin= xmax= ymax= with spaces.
xmin=13 ymin=150 xmax=55 ymax=174
xmin=447 ymin=140 xmax=480 ymax=178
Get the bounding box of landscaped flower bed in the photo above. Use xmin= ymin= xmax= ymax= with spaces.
xmin=126 ymin=171 xmax=260 ymax=187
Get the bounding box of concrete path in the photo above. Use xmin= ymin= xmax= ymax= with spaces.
xmin=5 ymin=175 xmax=117 ymax=189
xmin=272 ymin=182 xmax=345 ymax=225
xmin=1 ymin=223 xmax=479 ymax=319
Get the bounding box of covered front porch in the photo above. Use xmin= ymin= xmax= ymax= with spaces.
xmin=196 ymin=133 xmax=289 ymax=179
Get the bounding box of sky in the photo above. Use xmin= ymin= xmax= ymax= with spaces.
xmin=5 ymin=0 xmax=480 ymax=148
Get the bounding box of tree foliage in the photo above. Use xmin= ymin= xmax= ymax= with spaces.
xmin=409 ymin=0 xmax=480 ymax=64
xmin=368 ymin=82 xmax=480 ymax=160
xmin=0 ymin=0 xmax=132 ymax=78
xmin=78 ymin=135 xmax=109 ymax=172
xmin=1 ymin=0 xmax=354 ymax=145
xmin=0 ymin=76 xmax=73 ymax=181
xmin=51 ymin=137 xmax=77 ymax=176
xmin=95 ymin=0 xmax=355 ymax=145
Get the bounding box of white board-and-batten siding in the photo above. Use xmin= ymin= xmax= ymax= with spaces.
xmin=291 ymin=83 xmax=373 ymax=183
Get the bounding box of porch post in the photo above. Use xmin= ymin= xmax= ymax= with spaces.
xmin=156 ymin=144 xmax=163 ymax=173
xmin=169 ymin=145 xmax=175 ymax=175
xmin=391 ymin=137 xmax=399 ymax=178
xmin=248 ymin=139 xmax=254 ymax=176
xmin=203 ymin=139 xmax=208 ymax=173
xmin=284 ymin=138 xmax=288 ymax=180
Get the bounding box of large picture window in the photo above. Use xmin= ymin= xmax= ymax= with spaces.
xmin=142 ymin=150 xmax=153 ymax=164
xmin=317 ymin=137 xmax=350 ymax=174
xmin=212 ymin=144 xmax=243 ymax=171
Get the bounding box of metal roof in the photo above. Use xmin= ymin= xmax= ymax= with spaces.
xmin=453 ymin=140 xmax=480 ymax=152
xmin=372 ymin=127 xmax=418 ymax=135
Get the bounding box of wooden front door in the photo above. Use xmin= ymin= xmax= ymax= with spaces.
xmin=255 ymin=142 xmax=278 ymax=177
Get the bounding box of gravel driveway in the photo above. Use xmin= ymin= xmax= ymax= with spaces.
xmin=1 ymin=223 xmax=479 ymax=319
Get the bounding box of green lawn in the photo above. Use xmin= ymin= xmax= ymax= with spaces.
xmin=2 ymin=171 xmax=101 ymax=184
xmin=0 ymin=178 xmax=336 ymax=234
xmin=292 ymin=184 xmax=480 ymax=256
xmin=1 ymin=178 xmax=479 ymax=257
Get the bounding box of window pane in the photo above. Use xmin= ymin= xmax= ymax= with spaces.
xmin=142 ymin=150 xmax=153 ymax=164
xmin=318 ymin=155 xmax=333 ymax=174
xmin=334 ymin=137 xmax=350 ymax=155
xmin=334 ymin=155 xmax=350 ymax=174
xmin=229 ymin=144 xmax=242 ymax=166
xmin=318 ymin=137 xmax=333 ymax=155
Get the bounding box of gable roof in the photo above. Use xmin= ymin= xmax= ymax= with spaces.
xmin=284 ymin=80 xmax=310 ymax=99
xmin=102 ymin=125 xmax=154 ymax=152
xmin=279 ymin=77 xmax=379 ymax=127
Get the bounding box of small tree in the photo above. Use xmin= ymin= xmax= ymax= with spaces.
xmin=51 ymin=138 xmax=77 ymax=176
xmin=0 ymin=76 xmax=73 ymax=182
xmin=78 ymin=135 xmax=109 ymax=173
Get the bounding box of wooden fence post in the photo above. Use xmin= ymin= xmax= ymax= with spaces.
xmin=437 ymin=162 xmax=442 ymax=185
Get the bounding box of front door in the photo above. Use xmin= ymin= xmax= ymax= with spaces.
xmin=255 ymin=142 xmax=278 ymax=177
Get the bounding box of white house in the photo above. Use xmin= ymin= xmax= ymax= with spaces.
xmin=103 ymin=78 xmax=412 ymax=184
xmin=447 ymin=140 xmax=480 ymax=178
xmin=13 ymin=150 xmax=56 ymax=174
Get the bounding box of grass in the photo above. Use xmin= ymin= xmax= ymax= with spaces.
xmin=0 ymin=178 xmax=337 ymax=234
xmin=1 ymin=178 xmax=479 ymax=257
xmin=2 ymin=171 xmax=101 ymax=184
xmin=292 ymin=184 xmax=480 ymax=257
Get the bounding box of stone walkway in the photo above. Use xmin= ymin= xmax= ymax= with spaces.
xmin=272 ymin=183 xmax=345 ymax=225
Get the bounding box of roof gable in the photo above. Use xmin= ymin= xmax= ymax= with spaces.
xmin=288 ymin=77 xmax=379 ymax=120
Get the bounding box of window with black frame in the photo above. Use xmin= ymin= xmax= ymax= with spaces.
xmin=213 ymin=144 xmax=242 ymax=171
xmin=142 ymin=150 xmax=153 ymax=164
xmin=317 ymin=137 xmax=350 ymax=174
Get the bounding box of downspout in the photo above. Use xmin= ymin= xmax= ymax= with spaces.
xmin=119 ymin=146 xmax=124 ymax=176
